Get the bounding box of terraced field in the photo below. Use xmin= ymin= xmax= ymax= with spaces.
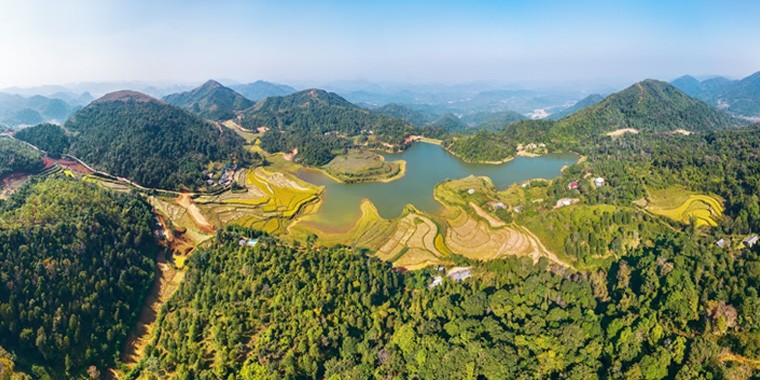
xmin=647 ymin=186 xmax=724 ymax=227
xmin=194 ymin=167 xmax=321 ymax=234
xmin=288 ymin=199 xmax=396 ymax=250
xmin=436 ymin=176 xmax=570 ymax=267
xmin=375 ymin=209 xmax=448 ymax=270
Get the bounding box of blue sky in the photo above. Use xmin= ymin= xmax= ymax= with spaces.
xmin=1 ymin=0 xmax=759 ymax=88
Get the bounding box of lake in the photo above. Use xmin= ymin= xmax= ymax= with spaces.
xmin=296 ymin=142 xmax=578 ymax=226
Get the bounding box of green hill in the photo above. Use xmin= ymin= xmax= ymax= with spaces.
xmin=0 ymin=137 xmax=43 ymax=177
xmin=14 ymin=123 xmax=70 ymax=157
xmin=375 ymin=103 xmax=438 ymax=126
xmin=66 ymin=91 xmax=248 ymax=189
xmin=0 ymin=177 xmax=158 ymax=378
xmin=163 ymin=80 xmax=254 ymax=121
xmin=554 ymin=80 xmax=739 ymax=141
xmin=445 ymin=80 xmax=742 ymax=162
xmin=240 ymin=89 xmax=416 ymax=165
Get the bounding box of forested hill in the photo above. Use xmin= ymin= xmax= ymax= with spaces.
xmin=0 ymin=177 xmax=158 ymax=378
xmin=445 ymin=80 xmax=743 ymax=163
xmin=137 ymin=224 xmax=759 ymax=379
xmin=162 ymin=80 xmax=254 ymax=121
xmin=13 ymin=123 xmax=70 ymax=157
xmin=65 ymin=91 xmax=248 ymax=189
xmin=554 ymin=79 xmax=740 ymax=139
xmin=0 ymin=137 xmax=44 ymax=177
xmin=240 ymin=89 xmax=417 ymax=165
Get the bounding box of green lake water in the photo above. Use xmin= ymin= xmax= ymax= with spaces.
xmin=295 ymin=142 xmax=578 ymax=226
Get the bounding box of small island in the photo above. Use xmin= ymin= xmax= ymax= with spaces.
xmin=321 ymin=150 xmax=406 ymax=184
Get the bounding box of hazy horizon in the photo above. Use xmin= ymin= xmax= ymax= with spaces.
xmin=1 ymin=0 xmax=759 ymax=89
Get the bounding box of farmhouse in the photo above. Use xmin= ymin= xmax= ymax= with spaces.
xmin=568 ymin=181 xmax=579 ymax=190
xmin=428 ymin=276 xmax=443 ymax=289
xmin=594 ymin=177 xmax=606 ymax=187
xmin=716 ymin=239 xmax=726 ymax=248
xmin=467 ymin=188 xmax=475 ymax=195
xmin=744 ymin=235 xmax=758 ymax=248
xmin=447 ymin=267 xmax=472 ymax=282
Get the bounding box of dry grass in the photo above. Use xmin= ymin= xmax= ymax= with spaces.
xmin=606 ymin=128 xmax=639 ymax=138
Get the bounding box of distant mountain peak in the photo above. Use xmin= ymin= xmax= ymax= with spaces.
xmin=162 ymin=81 xmax=253 ymax=121
xmin=200 ymin=80 xmax=224 ymax=90
xmin=94 ymin=90 xmax=159 ymax=104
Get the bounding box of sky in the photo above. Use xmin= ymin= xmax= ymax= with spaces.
xmin=1 ymin=0 xmax=759 ymax=89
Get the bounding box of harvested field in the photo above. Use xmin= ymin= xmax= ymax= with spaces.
xmin=436 ymin=176 xmax=570 ymax=267
xmin=193 ymin=167 xmax=321 ymax=235
xmin=647 ymin=186 xmax=723 ymax=227
xmin=289 ymin=199 xmax=396 ymax=250
xmin=177 ymin=193 xmax=215 ymax=233
xmin=376 ymin=210 xmax=447 ymax=269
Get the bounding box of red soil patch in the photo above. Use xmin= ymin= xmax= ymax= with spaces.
xmin=53 ymin=158 xmax=92 ymax=174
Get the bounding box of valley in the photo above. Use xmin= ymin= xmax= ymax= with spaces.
xmin=1 ymin=76 xmax=759 ymax=379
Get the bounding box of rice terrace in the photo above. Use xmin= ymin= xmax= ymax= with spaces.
xmin=646 ymin=185 xmax=724 ymax=227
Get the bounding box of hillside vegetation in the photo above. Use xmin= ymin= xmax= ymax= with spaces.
xmin=0 ymin=177 xmax=159 ymax=378
xmin=13 ymin=123 xmax=70 ymax=157
xmin=240 ymin=89 xmax=416 ymax=165
xmin=445 ymin=80 xmax=742 ymax=163
xmin=0 ymin=137 xmax=43 ymax=177
xmin=136 ymin=225 xmax=760 ymax=379
xmin=66 ymin=91 xmax=249 ymax=189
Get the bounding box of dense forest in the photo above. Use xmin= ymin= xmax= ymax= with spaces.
xmin=136 ymin=225 xmax=759 ymax=379
xmin=240 ymin=89 xmax=417 ymax=166
xmin=0 ymin=177 xmax=159 ymax=378
xmin=0 ymin=137 xmax=43 ymax=177
xmin=66 ymin=92 xmax=249 ymax=190
xmin=13 ymin=124 xmax=70 ymax=157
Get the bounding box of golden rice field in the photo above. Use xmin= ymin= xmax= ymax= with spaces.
xmin=194 ymin=167 xmax=321 ymax=234
xmin=646 ymin=186 xmax=723 ymax=227
xmin=375 ymin=208 xmax=449 ymax=270
xmin=288 ymin=199 xmax=396 ymax=250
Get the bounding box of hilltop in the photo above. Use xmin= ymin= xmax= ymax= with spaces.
xmin=553 ymin=79 xmax=740 ymax=141
xmin=163 ymin=80 xmax=254 ymax=121
xmin=66 ymin=91 xmax=248 ymax=189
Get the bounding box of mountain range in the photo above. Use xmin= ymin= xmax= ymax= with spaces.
xmin=672 ymin=71 xmax=760 ymax=118
xmin=0 ymin=93 xmax=82 ymax=127
xmin=230 ymin=80 xmax=296 ymax=101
